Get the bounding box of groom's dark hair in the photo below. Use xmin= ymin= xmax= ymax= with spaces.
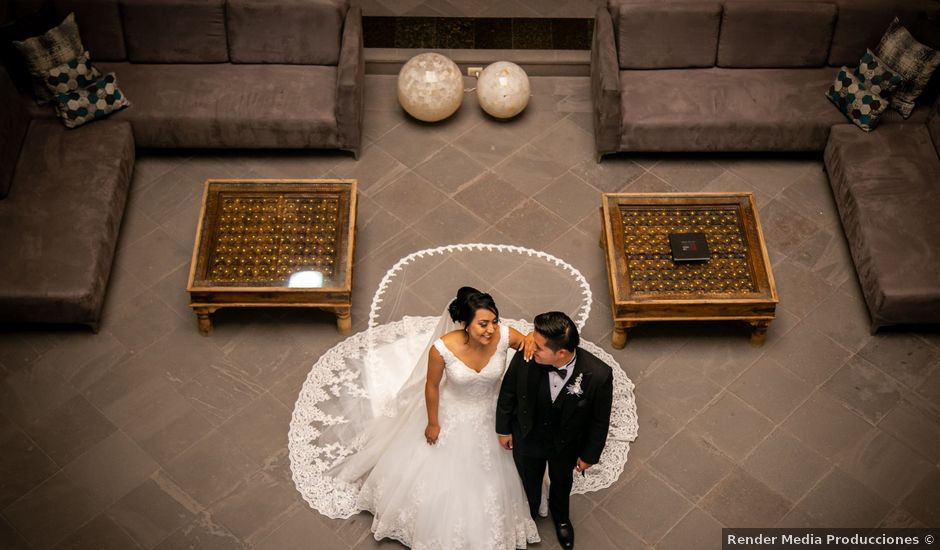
xmin=534 ymin=311 xmax=579 ymax=352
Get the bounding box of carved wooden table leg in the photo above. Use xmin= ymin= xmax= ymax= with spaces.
xmin=194 ymin=307 xmax=214 ymax=336
xmin=749 ymin=320 xmax=771 ymax=347
xmin=336 ymin=310 xmax=352 ymax=335
xmin=323 ymin=307 xmax=352 ymax=335
xmin=612 ymin=327 xmax=627 ymax=349
xmin=612 ymin=322 xmax=635 ymax=349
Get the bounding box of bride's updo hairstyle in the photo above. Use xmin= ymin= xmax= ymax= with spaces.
xmin=448 ymin=286 xmax=499 ymax=326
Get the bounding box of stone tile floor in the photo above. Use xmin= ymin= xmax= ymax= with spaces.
xmin=1 ymin=75 xmax=939 ymax=550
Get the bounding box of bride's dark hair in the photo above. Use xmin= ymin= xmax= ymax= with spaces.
xmin=447 ymin=286 xmax=499 ymax=326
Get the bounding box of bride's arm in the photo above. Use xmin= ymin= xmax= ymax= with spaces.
xmin=424 ymin=347 xmax=445 ymax=445
xmin=507 ymin=327 xmax=535 ymax=361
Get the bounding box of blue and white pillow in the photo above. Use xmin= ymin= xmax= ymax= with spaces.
xmin=827 ymin=67 xmax=889 ymax=132
xmin=854 ymin=49 xmax=905 ymax=99
xmin=53 ymin=72 xmax=130 ymax=128
xmin=43 ymin=50 xmax=101 ymax=96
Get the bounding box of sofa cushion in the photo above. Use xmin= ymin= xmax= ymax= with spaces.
xmin=717 ymin=1 xmax=836 ymax=68
xmin=0 ymin=118 xmax=134 ymax=326
xmin=824 ymin=124 xmax=940 ymax=328
xmin=121 ymin=0 xmax=227 ymax=62
xmin=875 ymin=17 xmax=940 ymax=118
xmin=0 ymin=66 xmax=31 ymax=199
xmin=227 ymin=0 xmax=347 ymax=65
xmin=13 ymin=11 xmax=84 ymax=102
xmin=50 ymin=0 xmax=125 ymax=60
xmin=52 ymin=71 xmax=129 ymax=128
xmin=611 ymin=2 xmax=721 ymax=69
xmin=617 ymin=67 xmax=847 ymax=151
xmin=827 ymin=67 xmax=891 ymax=131
xmin=95 ymin=62 xmax=340 ymax=148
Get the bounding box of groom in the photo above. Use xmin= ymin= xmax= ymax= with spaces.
xmin=496 ymin=312 xmax=613 ymax=549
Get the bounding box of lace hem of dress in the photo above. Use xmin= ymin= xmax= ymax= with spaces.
xmin=368 ymin=515 xmax=541 ymax=550
xmin=288 ymin=316 xmax=639 ymax=520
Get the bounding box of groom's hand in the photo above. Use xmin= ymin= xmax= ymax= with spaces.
xmin=498 ymin=434 xmax=513 ymax=450
xmin=575 ymin=458 xmax=593 ymax=473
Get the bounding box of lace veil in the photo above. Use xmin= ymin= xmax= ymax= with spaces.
xmin=289 ymin=244 xmax=638 ymax=519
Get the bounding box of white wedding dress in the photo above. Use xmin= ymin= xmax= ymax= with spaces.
xmin=289 ymin=244 xmax=639 ymax=550
xmin=347 ymin=323 xmax=538 ymax=549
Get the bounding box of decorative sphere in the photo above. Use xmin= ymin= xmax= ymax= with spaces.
xmin=397 ymin=53 xmax=464 ymax=122
xmin=476 ymin=61 xmax=530 ymax=119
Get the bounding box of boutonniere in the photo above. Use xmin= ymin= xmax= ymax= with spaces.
xmin=566 ymin=373 xmax=583 ymax=396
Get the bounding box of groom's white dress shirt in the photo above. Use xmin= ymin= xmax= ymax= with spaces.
xmin=549 ymin=355 xmax=577 ymax=402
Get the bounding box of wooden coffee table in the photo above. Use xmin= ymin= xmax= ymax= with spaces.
xmin=187 ymin=179 xmax=357 ymax=335
xmin=601 ymin=193 xmax=777 ymax=348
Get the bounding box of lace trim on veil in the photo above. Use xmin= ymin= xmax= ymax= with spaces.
xmin=288 ymin=244 xmax=639 ymax=520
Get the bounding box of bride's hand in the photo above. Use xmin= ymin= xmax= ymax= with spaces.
xmin=425 ymin=423 xmax=440 ymax=445
xmin=522 ymin=332 xmax=536 ymax=361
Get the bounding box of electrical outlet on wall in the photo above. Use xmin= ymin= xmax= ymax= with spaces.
xmin=468 ymin=67 xmax=483 ymax=77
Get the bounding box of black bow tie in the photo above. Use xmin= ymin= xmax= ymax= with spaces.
xmin=540 ymin=364 xmax=569 ymax=377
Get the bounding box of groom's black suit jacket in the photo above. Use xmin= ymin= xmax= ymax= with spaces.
xmin=495 ymin=347 xmax=613 ymax=465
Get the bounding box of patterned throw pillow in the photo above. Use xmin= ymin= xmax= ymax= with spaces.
xmin=53 ymin=72 xmax=130 ymax=128
xmin=13 ymin=13 xmax=85 ymax=103
xmin=874 ymin=17 xmax=940 ymax=118
xmin=43 ymin=50 xmax=101 ymax=96
xmin=827 ymin=67 xmax=889 ymax=132
xmin=854 ymin=49 xmax=905 ymax=98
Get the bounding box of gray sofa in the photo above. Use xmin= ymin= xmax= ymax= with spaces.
xmin=0 ymin=66 xmax=135 ymax=330
xmin=0 ymin=0 xmax=363 ymax=329
xmin=591 ymin=0 xmax=939 ymax=158
xmin=11 ymin=0 xmax=364 ymax=156
xmin=592 ymin=0 xmax=940 ymax=330
xmin=824 ymin=97 xmax=940 ymax=331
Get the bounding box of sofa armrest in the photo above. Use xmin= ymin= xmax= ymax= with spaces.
xmin=0 ymin=66 xmax=31 ymax=200
xmin=929 ymin=94 xmax=940 ymax=159
xmin=591 ymin=7 xmax=622 ymax=161
xmin=336 ymin=5 xmax=364 ymax=159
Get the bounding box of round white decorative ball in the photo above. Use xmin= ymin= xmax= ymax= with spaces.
xmin=397 ymin=53 xmax=464 ymax=122
xmin=476 ymin=61 xmax=530 ymax=119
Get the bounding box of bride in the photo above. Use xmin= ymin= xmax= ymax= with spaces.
xmin=327 ymin=286 xmax=540 ymax=549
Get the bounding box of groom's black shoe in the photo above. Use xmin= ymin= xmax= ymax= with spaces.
xmin=555 ymin=521 xmax=574 ymax=549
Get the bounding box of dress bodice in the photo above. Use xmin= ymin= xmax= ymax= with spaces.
xmin=432 ymin=324 xmax=510 ymax=403
xmin=429 ymin=324 xmax=511 ymax=469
